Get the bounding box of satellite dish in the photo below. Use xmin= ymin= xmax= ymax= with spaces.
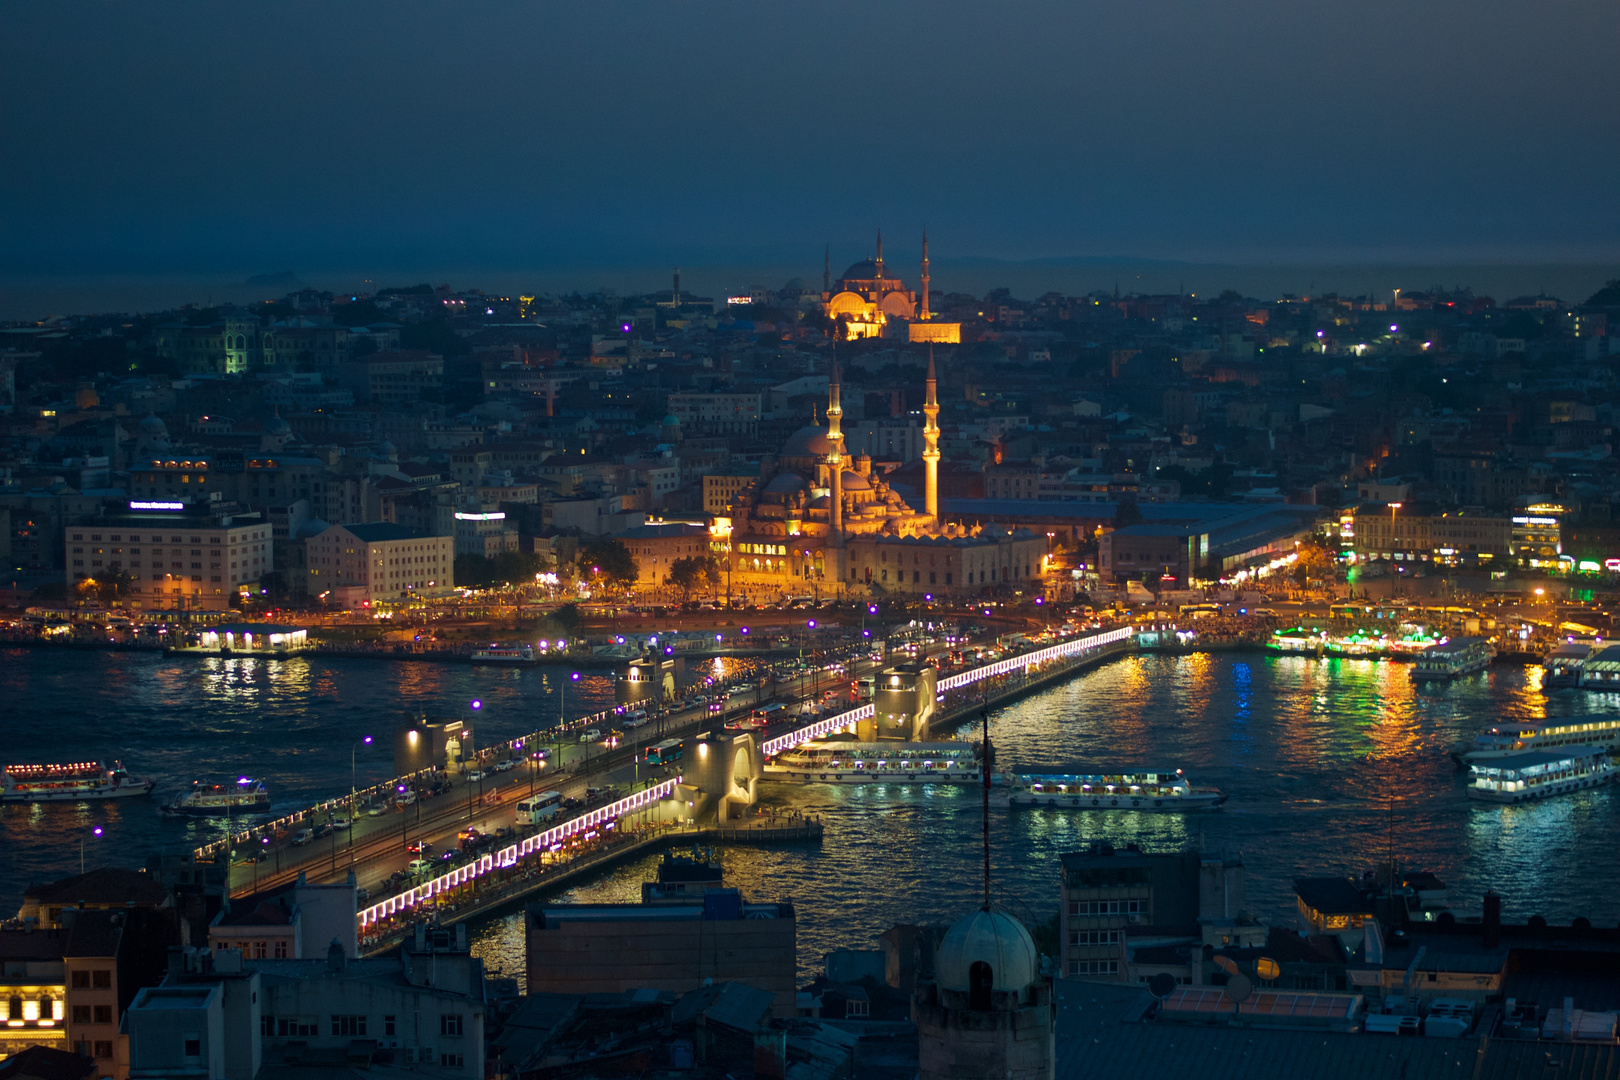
xmin=1256 ymin=957 xmax=1281 ymax=981
xmin=1214 ymin=954 xmax=1240 ymax=976
xmin=1147 ymin=972 xmax=1178 ymax=1000
xmin=1224 ymin=973 xmax=1253 ymax=1005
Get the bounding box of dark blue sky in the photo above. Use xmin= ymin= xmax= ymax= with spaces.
xmin=4 ymin=1 xmax=1618 ymax=280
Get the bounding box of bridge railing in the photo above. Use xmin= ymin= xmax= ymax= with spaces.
xmin=937 ymin=625 xmax=1134 ymax=691
xmin=358 ymin=776 xmax=682 ymax=928
xmin=760 ymin=704 xmax=874 ymax=756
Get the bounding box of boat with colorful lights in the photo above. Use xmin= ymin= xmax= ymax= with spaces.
xmin=1 ymin=760 xmax=155 ymax=803
xmin=763 ymin=740 xmax=983 ymax=783
xmin=1451 ymin=715 xmax=1620 ymax=764
xmin=1466 ymin=745 xmax=1614 ymax=804
xmin=1411 ymin=636 xmax=1495 ymax=679
xmin=990 ymin=769 xmax=1225 ymax=811
xmin=1543 ymin=641 xmax=1592 ymax=687
xmin=161 ymin=778 xmax=271 ymax=816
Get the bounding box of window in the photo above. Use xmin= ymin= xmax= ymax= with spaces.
xmin=439 ymin=1053 xmax=465 ymax=1068
xmin=261 ymin=1015 xmax=275 ymax=1037
xmin=184 ymin=1038 xmax=201 ymax=1058
xmin=277 ymin=1017 xmax=318 ymax=1037
xmin=94 ymin=1005 xmax=112 ymax=1024
xmin=440 ymin=1014 xmax=463 ymax=1037
xmin=92 ymin=970 xmax=111 ymax=989
xmin=1067 ymin=959 xmax=1118 ymax=976
xmin=273 ymin=940 xmax=288 ymax=959
xmin=383 ymin=1016 xmax=396 ymax=1037
xmin=94 ymin=1041 xmax=113 ymax=1059
xmin=331 ymin=1015 xmax=367 ymax=1037
xmin=71 ymin=971 xmax=89 ymax=989
xmin=1068 ymin=930 xmax=1120 ymax=946
xmin=72 ymin=1005 xmax=92 ymax=1023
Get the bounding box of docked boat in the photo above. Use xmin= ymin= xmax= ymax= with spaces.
xmin=1 ymin=760 xmax=155 ymax=803
xmin=1543 ymin=642 xmax=1592 ymax=687
xmin=991 ymin=769 xmax=1225 ymax=811
xmin=763 ymin=740 xmax=983 ymax=783
xmin=161 ymin=778 xmax=271 ymax=816
xmin=1452 ymin=715 xmax=1620 ymax=764
xmin=1467 ymin=745 xmax=1614 ymax=804
xmin=1412 ymin=636 xmax=1495 ymax=680
xmin=471 ymin=643 xmax=536 ymax=665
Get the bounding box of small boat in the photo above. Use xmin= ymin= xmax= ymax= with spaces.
xmin=1412 ymin=636 xmax=1495 ymax=680
xmin=1467 ymin=745 xmax=1614 ymax=804
xmin=991 ymin=769 xmax=1225 ymax=811
xmin=471 ymin=644 xmax=536 ymax=665
xmin=1452 ymin=715 xmax=1620 ymax=764
xmin=162 ymin=778 xmax=271 ymax=816
xmin=1543 ymin=642 xmax=1592 ymax=687
xmin=1 ymin=760 xmax=155 ymax=803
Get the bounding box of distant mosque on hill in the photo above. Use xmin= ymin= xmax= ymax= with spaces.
xmin=720 ymin=354 xmax=1043 ymax=598
xmin=823 ymin=230 xmax=961 ymax=343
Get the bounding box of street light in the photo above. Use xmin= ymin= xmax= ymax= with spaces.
xmin=81 ymin=826 xmax=103 ymax=874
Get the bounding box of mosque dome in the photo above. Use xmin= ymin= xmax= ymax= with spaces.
xmin=781 ymin=426 xmax=832 ymax=458
xmin=841 ymin=259 xmax=883 ymax=281
xmin=763 ymin=473 xmax=807 ymax=496
xmin=265 ymin=415 xmax=291 ymax=435
xmin=661 ymin=413 xmax=681 ymax=427
xmin=840 ymin=470 xmax=872 ymax=491
xmin=933 ymin=908 xmax=1039 ymax=993
xmin=139 ymin=415 xmax=168 ymax=436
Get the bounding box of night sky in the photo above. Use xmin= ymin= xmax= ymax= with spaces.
xmin=3 ymin=1 xmax=1618 ymax=284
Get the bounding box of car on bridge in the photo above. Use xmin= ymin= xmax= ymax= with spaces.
xmin=492 ymin=759 xmax=516 ymax=772
xmin=579 ymin=728 xmax=603 ymax=743
xmin=407 ymin=858 xmax=433 ymax=876
xmin=291 ymin=828 xmax=314 ymax=846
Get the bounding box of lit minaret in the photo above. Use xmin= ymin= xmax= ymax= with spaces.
xmin=919 ymin=228 xmax=931 ymax=321
xmin=874 ymin=229 xmax=884 ymax=280
xmin=827 ymin=359 xmax=846 ymax=538
xmin=923 ymin=345 xmax=941 ymax=520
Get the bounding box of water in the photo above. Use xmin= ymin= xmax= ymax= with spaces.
xmin=4 ymin=648 xmax=1616 ymax=988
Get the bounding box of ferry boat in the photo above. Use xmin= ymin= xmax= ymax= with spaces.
xmin=1467 ymin=745 xmax=1614 ymax=804
xmin=161 ymin=778 xmax=271 ymax=816
xmin=1452 ymin=715 xmax=1620 ymax=764
xmin=763 ymin=740 xmax=983 ymax=784
xmin=1543 ymin=642 xmax=1592 ymax=687
xmin=991 ymin=769 xmax=1225 ymax=811
xmin=1411 ymin=636 xmax=1495 ymax=680
xmin=471 ymin=643 xmax=536 ymax=665
xmin=1 ymin=760 xmax=155 ymax=803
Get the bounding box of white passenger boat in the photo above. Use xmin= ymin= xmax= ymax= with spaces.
xmin=991 ymin=769 xmax=1225 ymax=811
xmin=1467 ymin=746 xmax=1614 ymax=804
xmin=1 ymin=760 xmax=155 ymax=803
xmin=763 ymin=740 xmax=983 ymax=783
xmin=1542 ymin=642 xmax=1592 ymax=688
xmin=1453 ymin=715 xmax=1620 ymax=764
xmin=1412 ymin=636 xmax=1495 ymax=680
xmin=471 ymin=644 xmax=536 ymax=665
xmin=162 ymin=778 xmax=271 ymax=816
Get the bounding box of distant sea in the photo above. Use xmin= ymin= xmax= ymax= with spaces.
xmin=2 ymin=260 xmax=1615 ymax=322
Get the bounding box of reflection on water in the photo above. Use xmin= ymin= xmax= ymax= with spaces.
xmin=7 ymin=648 xmax=1617 ymax=987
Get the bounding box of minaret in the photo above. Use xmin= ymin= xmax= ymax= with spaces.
xmin=920 ymin=228 xmax=931 ymax=321
xmin=672 ymin=268 xmax=680 ymax=307
xmin=874 ymin=229 xmax=884 ymax=280
xmin=923 ymin=346 xmax=941 ymax=521
xmin=827 ymin=359 xmax=845 ymax=539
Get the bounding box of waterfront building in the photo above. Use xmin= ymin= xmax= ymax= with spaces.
xmin=64 ymin=501 xmax=272 ymax=611
xmin=305 ymin=522 xmax=453 ymax=608
xmin=1348 ymin=502 xmax=1512 ymax=564
xmin=723 ymin=357 xmax=1042 ymax=598
xmin=525 ymin=891 xmax=797 ymax=1016
xmin=612 ymin=519 xmax=712 ymax=591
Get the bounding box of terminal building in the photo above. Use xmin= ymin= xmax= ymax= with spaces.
xmin=65 ymin=499 xmax=274 ymax=611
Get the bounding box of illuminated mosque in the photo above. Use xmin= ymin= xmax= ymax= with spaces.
xmin=823 ymin=230 xmax=961 ymax=343
xmin=720 ymin=355 xmax=1044 ymax=597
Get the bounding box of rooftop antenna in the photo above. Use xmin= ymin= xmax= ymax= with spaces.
xmin=981 ymin=709 xmax=993 ymax=910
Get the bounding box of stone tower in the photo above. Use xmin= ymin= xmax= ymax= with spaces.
xmin=913 ymin=908 xmax=1055 ymax=1080
xmin=922 ymin=346 xmax=941 ymax=520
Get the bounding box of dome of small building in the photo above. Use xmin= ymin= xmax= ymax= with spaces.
xmin=139 ymin=414 xmax=168 ymax=435
xmin=807 ymin=494 xmax=831 ymax=509
xmin=265 ymin=415 xmax=291 ymax=435
xmin=933 ymin=908 xmax=1039 ymax=994
xmin=780 ymin=426 xmax=832 ymax=458
xmin=661 ymin=413 xmax=681 ymax=427
xmin=763 ymin=473 xmax=807 ymax=496
xmin=840 ymin=470 xmax=872 ymax=491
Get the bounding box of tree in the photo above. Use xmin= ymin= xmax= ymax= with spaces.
xmin=453 ymin=550 xmax=548 ymax=589
xmin=1583 ymin=278 xmax=1620 ymax=307
xmin=668 ymin=555 xmax=717 ymax=600
xmin=577 ymin=539 xmax=639 ymax=591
